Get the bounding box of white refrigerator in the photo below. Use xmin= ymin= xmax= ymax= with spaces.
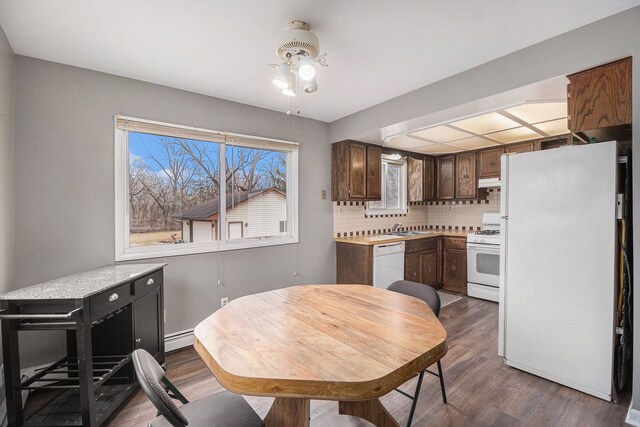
xmin=498 ymin=141 xmax=618 ymax=401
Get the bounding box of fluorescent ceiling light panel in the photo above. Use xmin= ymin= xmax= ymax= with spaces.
xmin=451 ymin=112 xmax=520 ymax=135
xmin=387 ymin=135 xmax=433 ymax=149
xmin=532 ymin=118 xmax=569 ymax=136
xmin=414 ymin=144 xmax=459 ymax=154
xmin=505 ymin=102 xmax=567 ymax=123
xmin=409 ymin=125 xmax=472 ymax=143
xmin=447 ymin=137 xmax=501 ymax=150
xmin=486 ymin=126 xmax=542 ymax=143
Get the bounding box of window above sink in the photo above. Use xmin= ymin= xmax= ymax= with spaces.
xmin=367 ymin=156 xmax=407 ymax=215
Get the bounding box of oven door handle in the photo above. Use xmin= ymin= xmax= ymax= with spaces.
xmin=467 ymin=243 xmax=501 ymax=250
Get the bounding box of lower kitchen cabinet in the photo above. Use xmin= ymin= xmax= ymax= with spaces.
xmin=336 ymin=236 xmax=468 ymax=294
xmin=336 ymin=243 xmax=374 ymax=285
xmin=404 ymin=238 xmax=439 ymax=286
xmin=442 ymin=237 xmax=467 ymax=293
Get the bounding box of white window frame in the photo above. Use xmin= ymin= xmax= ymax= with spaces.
xmin=366 ymin=158 xmax=407 ymax=215
xmin=114 ymin=115 xmax=299 ymax=261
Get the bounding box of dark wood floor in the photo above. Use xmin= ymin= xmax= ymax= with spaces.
xmin=106 ymin=295 xmax=630 ymax=426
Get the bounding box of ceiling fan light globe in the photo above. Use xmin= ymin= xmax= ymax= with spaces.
xmin=298 ymin=64 xmax=316 ymax=81
xmin=273 ymin=63 xmax=290 ymax=89
xmin=303 ymin=77 xmax=318 ymax=93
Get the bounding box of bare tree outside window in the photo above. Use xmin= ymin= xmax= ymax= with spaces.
xmin=129 ymin=132 xmax=288 ymax=246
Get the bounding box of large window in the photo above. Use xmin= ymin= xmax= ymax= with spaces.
xmin=367 ymin=157 xmax=407 ymax=214
xmin=115 ymin=116 xmax=299 ymax=260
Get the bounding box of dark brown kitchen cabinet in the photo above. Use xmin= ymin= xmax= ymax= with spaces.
xmin=366 ymin=145 xmax=382 ymax=199
xmin=349 ymin=143 xmax=366 ymax=199
xmin=479 ymin=147 xmax=504 ymax=179
xmin=407 ymin=156 xmax=424 ymax=202
xmin=567 ymin=57 xmax=632 ymax=136
xmin=455 ymin=152 xmax=477 ymax=199
xmin=442 ymin=237 xmax=467 ymax=294
xmin=423 ymin=156 xmax=435 ymax=201
xmin=404 ymin=238 xmax=440 ymax=286
xmin=331 ymin=140 xmax=381 ymax=201
xmin=336 ymin=243 xmax=373 ymax=285
xmin=436 ymin=156 xmax=455 ymax=200
xmin=404 ymin=253 xmax=422 ymax=283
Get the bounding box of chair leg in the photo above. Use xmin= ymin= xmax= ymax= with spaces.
xmin=437 ymin=360 xmax=447 ymax=404
xmin=406 ymin=371 xmax=425 ymax=427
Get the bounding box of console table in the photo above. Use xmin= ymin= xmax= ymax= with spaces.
xmin=0 ymin=263 xmax=166 ymax=426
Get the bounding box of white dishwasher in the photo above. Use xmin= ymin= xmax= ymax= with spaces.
xmin=372 ymin=242 xmax=405 ymax=289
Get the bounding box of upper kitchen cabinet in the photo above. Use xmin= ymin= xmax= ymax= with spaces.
xmin=332 ymin=140 xmax=381 ymax=201
xmin=436 ymin=156 xmax=455 ymax=200
xmin=567 ymin=57 xmax=632 ymax=141
xmin=407 ymin=156 xmax=424 ymax=202
xmin=423 ymin=156 xmax=435 ymax=201
xmin=505 ymin=142 xmax=534 ymax=154
xmin=366 ymin=145 xmax=382 ymax=199
xmin=455 ymin=152 xmax=477 ymax=199
xmin=479 ymin=147 xmax=504 ymax=179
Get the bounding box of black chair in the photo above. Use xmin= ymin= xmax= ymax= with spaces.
xmin=131 ymin=349 xmax=263 ymax=427
xmin=388 ymin=280 xmax=448 ymax=427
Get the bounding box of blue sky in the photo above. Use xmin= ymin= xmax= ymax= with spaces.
xmin=129 ymin=131 xmax=285 ymax=175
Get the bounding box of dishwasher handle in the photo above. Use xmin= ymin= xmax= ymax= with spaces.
xmin=373 ymin=242 xmax=405 ymax=256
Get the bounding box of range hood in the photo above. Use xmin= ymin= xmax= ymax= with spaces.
xmin=478 ymin=178 xmax=501 ymax=188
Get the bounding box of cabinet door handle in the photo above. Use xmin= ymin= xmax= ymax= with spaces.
xmin=135 ymin=338 xmax=142 ymax=344
xmin=355 ymin=169 xmax=361 ymax=175
xmin=109 ymin=293 xmax=119 ymax=302
xmin=451 ymin=265 xmax=457 ymax=271
xmin=147 ymin=278 xmax=154 ymax=286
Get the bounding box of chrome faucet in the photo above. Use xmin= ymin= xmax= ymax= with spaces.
xmin=392 ymin=223 xmax=402 ymax=232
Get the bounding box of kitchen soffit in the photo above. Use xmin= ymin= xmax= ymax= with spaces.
xmin=385 ymin=100 xmax=568 ymax=154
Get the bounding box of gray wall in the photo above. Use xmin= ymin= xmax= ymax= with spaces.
xmin=0 ymin=24 xmax=14 ymax=297
xmin=12 ymin=57 xmax=335 ymax=365
xmin=330 ymin=6 xmax=640 ymax=416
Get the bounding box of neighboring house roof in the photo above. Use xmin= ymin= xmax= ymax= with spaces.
xmin=177 ymin=187 xmax=285 ymax=221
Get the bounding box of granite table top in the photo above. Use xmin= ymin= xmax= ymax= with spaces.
xmin=0 ymin=263 xmax=167 ymax=301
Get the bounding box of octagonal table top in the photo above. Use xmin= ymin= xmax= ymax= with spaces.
xmin=194 ymin=284 xmax=448 ymax=401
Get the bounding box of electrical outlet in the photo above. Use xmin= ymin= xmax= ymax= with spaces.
xmin=220 ymin=297 xmax=229 ymax=307
xmin=321 ymin=189 xmax=327 ymax=199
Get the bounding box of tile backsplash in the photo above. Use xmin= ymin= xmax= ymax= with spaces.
xmin=333 ymin=189 xmax=501 ymax=237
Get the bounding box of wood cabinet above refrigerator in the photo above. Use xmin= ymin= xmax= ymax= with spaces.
xmin=567 ymin=57 xmax=632 ymax=141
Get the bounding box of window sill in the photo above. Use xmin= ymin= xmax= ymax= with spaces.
xmin=366 ymin=209 xmax=407 ymax=216
xmin=116 ymin=235 xmax=299 ymax=261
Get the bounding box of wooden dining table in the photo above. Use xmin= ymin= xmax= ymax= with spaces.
xmin=193 ymin=284 xmax=448 ymax=427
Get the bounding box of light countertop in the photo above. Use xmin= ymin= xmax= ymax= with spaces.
xmin=334 ymin=230 xmax=470 ymax=246
xmin=0 ymin=263 xmax=167 ymax=301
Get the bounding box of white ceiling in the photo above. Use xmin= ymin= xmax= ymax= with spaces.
xmin=1 ymin=0 xmax=638 ymax=122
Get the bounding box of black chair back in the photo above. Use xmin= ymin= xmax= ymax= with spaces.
xmin=388 ymin=280 xmax=441 ymax=317
xmin=132 ymin=349 xmax=189 ymax=427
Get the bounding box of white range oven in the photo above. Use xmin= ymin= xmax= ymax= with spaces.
xmin=467 ymin=213 xmax=501 ymax=302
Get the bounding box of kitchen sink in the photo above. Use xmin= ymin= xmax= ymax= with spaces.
xmin=384 ymin=231 xmax=433 ymax=237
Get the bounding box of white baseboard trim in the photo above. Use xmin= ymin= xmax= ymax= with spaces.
xmin=165 ymin=329 xmax=194 ymax=352
xmin=627 ymin=406 xmax=640 ymax=426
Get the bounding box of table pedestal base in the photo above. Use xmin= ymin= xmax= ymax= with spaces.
xmin=265 ymin=397 xmax=310 ymax=427
xmin=339 ymin=399 xmax=400 ymax=427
